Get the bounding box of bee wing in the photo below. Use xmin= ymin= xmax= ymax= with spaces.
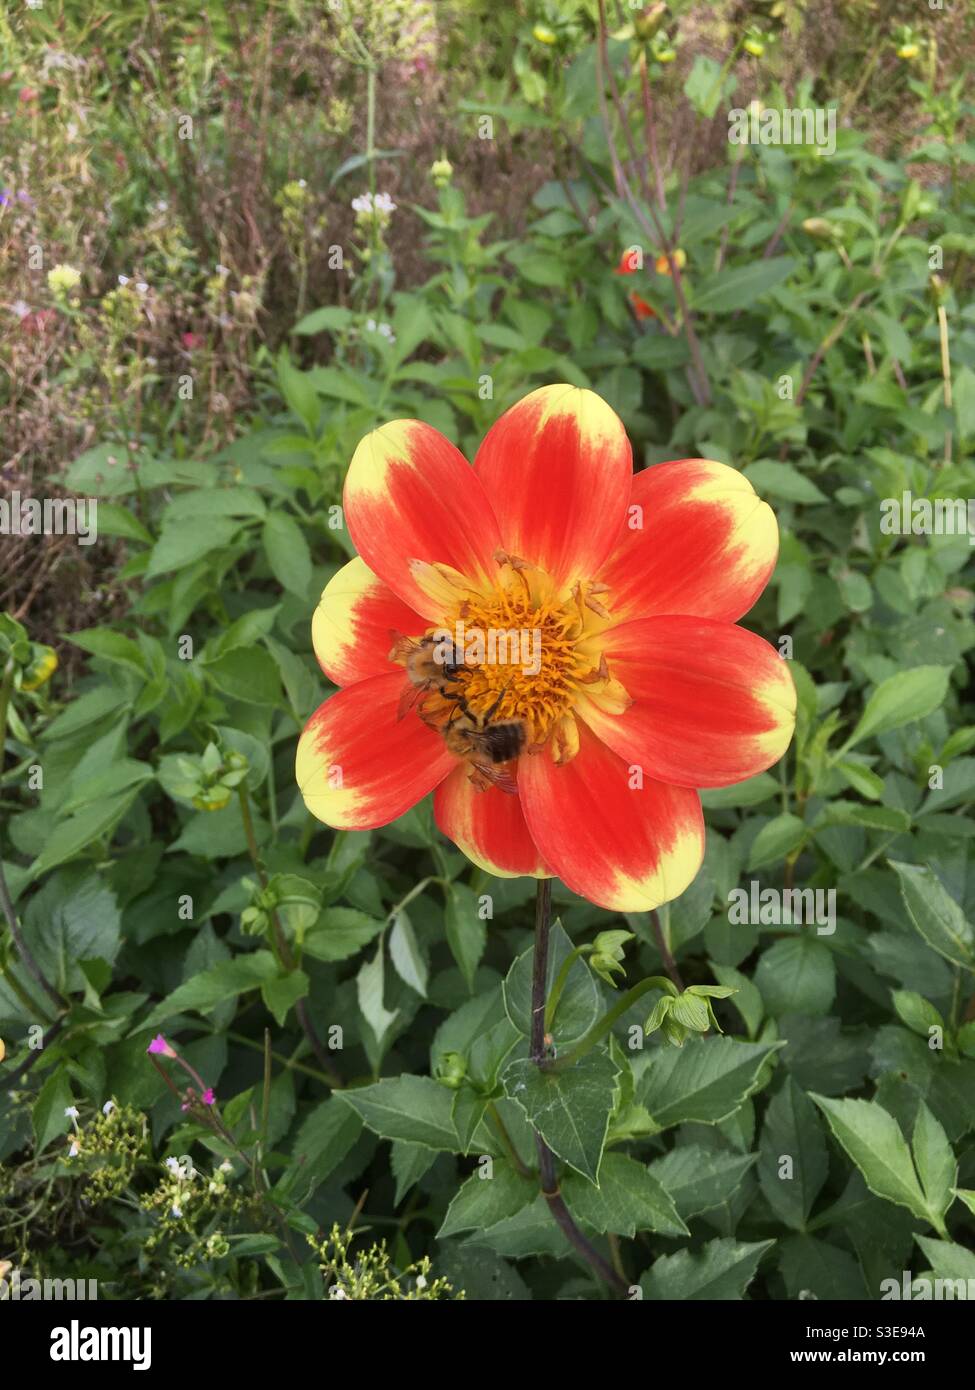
xmin=396 ymin=678 xmax=428 ymax=722
xmin=469 ymin=760 xmax=519 ymax=796
xmin=388 ymin=629 xmax=421 ymax=663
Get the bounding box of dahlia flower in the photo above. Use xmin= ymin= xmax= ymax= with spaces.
xmin=296 ymin=385 xmax=795 ymax=911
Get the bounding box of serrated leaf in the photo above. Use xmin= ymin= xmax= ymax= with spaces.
xmin=503 ymin=918 xmax=599 ymax=1048
xmin=502 ymin=1048 xmax=618 ymax=1183
xmin=562 ymin=1154 xmax=688 ymax=1237
xmin=338 ymin=1075 xmax=473 ymax=1153
xmin=141 ymin=951 xmax=279 ymax=1027
xmin=845 ymin=666 xmax=951 ymax=749
xmin=890 ymin=861 xmax=974 ymax=970
xmin=438 ymin=1160 xmax=537 ymax=1238
xmin=641 ymin=1238 xmax=774 ymax=1300
xmin=912 ymin=1100 xmax=956 ymax=1229
xmin=811 ymin=1094 xmax=932 ymax=1225
xmin=639 ymin=1037 xmax=782 ymax=1130
xmin=758 ymin=1077 xmax=829 ymax=1230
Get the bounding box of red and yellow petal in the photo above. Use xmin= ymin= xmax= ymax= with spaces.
xmin=434 ymin=766 xmax=550 ymax=879
xmin=598 ymin=459 xmax=778 ymax=623
xmin=296 ymin=671 xmax=455 ymax=829
xmin=312 ymin=556 xmax=421 ymax=686
xmin=343 ymin=420 xmax=502 ymax=619
xmin=473 ymin=384 xmax=632 ymax=591
xmin=518 ymin=722 xmax=704 ymax=912
xmin=578 ymin=616 xmax=796 ymax=788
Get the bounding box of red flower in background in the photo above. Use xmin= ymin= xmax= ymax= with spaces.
xmin=296 ymin=386 xmax=795 ymax=911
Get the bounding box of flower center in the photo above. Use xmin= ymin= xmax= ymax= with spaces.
xmin=411 ymin=552 xmax=630 ymax=762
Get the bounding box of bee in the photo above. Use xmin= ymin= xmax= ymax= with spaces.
xmin=389 ymin=631 xmax=466 ymax=720
xmin=442 ymin=689 xmax=527 ymax=795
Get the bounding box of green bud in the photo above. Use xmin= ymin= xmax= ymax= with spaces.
xmin=588 ymin=930 xmax=634 ymax=987
xmin=435 ymin=1052 xmax=468 ymax=1090
xmin=634 ymin=4 xmax=667 ymax=42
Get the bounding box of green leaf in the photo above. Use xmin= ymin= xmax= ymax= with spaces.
xmin=261 ymin=512 xmax=312 ymax=598
xmin=639 ymin=1037 xmax=782 ymax=1130
xmin=844 ymin=666 xmax=952 ymax=749
xmin=293 ymin=305 xmax=355 ymax=336
xmin=260 ymin=970 xmax=309 ymax=1027
xmin=912 ymin=1101 xmax=956 ymax=1230
xmin=23 ymin=869 xmax=122 ymax=995
xmin=283 ymin=1097 xmax=362 ymax=1198
xmin=391 ymin=1140 xmax=438 ymax=1204
xmin=811 ymin=1094 xmax=932 ymax=1225
xmin=504 ymin=918 xmax=599 ymax=1047
xmin=758 ymin=1077 xmax=829 ymax=1230
xmin=502 ymin=1048 xmax=619 ymax=1183
xmin=28 ymin=790 xmax=141 ymax=880
xmin=743 ymin=461 xmax=828 ymax=505
xmin=303 ymin=908 xmax=385 ymax=963
xmin=146 ymin=516 xmax=242 ymax=577
xmin=646 ymin=1146 xmax=758 ymax=1220
xmin=747 ymin=813 xmax=807 ymax=870
xmin=276 ymin=351 xmax=321 ymax=434
xmin=641 ymin=1238 xmax=774 ymax=1300
xmin=68 ymin=628 xmax=146 ymax=676
xmin=914 ymin=1235 xmax=975 ymax=1285
xmin=389 ymin=909 xmax=428 ymax=998
xmin=141 ymin=951 xmax=279 ymax=1028
xmin=445 ymin=882 xmax=487 ymax=992
xmin=33 ymin=1068 xmax=75 ymax=1152
xmin=754 ymin=938 xmax=836 ymax=1017
xmin=693 ymin=257 xmax=796 ymax=314
xmin=356 ymin=940 xmax=398 ymax=1047
xmin=438 ymin=1160 xmax=537 ymax=1237
xmin=889 ymin=861 xmax=975 ymax=970
xmin=562 ymin=1154 xmax=688 ymax=1237
xmin=204 ymin=646 xmax=282 ymax=706
xmin=338 ymin=1075 xmax=473 ymax=1153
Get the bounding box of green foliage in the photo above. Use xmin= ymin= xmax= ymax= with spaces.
xmin=1 ymin=0 xmax=974 ymax=1303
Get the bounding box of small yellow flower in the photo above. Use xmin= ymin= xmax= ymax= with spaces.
xmin=47 ymin=263 xmax=82 ymax=297
xmin=655 ymin=247 xmax=687 ymax=276
xmin=743 ymin=36 xmax=765 ymax=58
xmin=21 ymin=646 xmax=57 ymax=691
xmin=532 ymin=23 xmax=557 ymax=45
xmin=430 ymin=157 xmax=453 ymax=188
xmin=897 ymin=43 xmax=919 ymax=60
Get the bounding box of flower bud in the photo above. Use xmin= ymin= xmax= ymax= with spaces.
xmin=435 ymin=1052 xmax=468 ymax=1090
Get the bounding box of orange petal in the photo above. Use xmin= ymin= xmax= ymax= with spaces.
xmin=599 ymin=459 xmax=778 ymax=623
xmin=312 ymin=557 xmax=421 ymax=686
xmin=296 ymin=671 xmax=455 ymax=829
xmin=578 ymin=616 xmax=796 ymax=788
xmin=518 ymin=722 xmax=704 ymax=912
xmin=344 ymin=419 xmax=502 ymax=620
xmin=473 ymin=385 xmax=633 ymax=591
xmin=434 ymin=765 xmax=549 ymax=878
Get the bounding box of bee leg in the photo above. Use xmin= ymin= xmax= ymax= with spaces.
xmin=483 ymin=683 xmax=511 ymax=723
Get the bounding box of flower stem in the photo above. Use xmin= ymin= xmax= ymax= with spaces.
xmin=544 ymin=944 xmax=589 ymax=1033
xmin=486 ymin=1101 xmax=531 ymax=1179
xmin=530 ymin=878 xmax=553 ymax=1065
xmin=649 ymin=907 xmax=684 ymax=991
xmin=530 ymin=878 xmax=629 ymax=1296
xmin=555 ymin=975 xmax=673 ymax=1071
